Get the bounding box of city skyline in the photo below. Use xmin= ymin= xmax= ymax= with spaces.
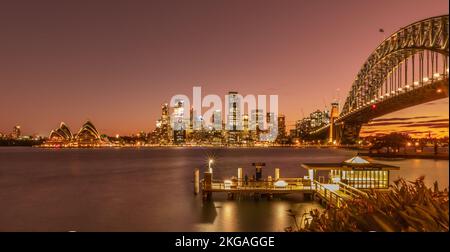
xmin=0 ymin=0 xmax=448 ymax=136
xmin=3 ymin=97 xmax=448 ymax=140
xmin=0 ymin=1 xmax=448 ymax=236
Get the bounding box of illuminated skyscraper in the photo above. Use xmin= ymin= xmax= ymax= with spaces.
xmin=276 ymin=114 xmax=287 ymax=144
xmin=227 ymin=91 xmax=241 ymax=131
xmin=12 ymin=125 xmax=21 ymax=139
xmin=242 ymin=114 xmax=249 ymax=132
xmin=213 ymin=110 xmax=222 ymax=131
xmin=310 ymin=110 xmax=329 ymax=128
xmin=161 ymin=103 xmax=169 ymax=122
xmin=277 ymin=114 xmax=286 ymax=137
xmin=295 ymin=118 xmax=312 ymax=138
xmin=189 ymin=107 xmax=194 ymax=130
xmin=263 ymin=111 xmax=278 ymax=142
xmin=250 ymin=109 xmax=264 ymax=141
xmin=251 ymin=109 xmax=264 ymax=131
xmin=173 ymin=100 xmax=186 ymax=144
xmin=240 ymin=114 xmax=252 ymax=145
xmin=156 ymin=103 xmax=171 ymax=144
xmin=194 ymin=114 xmax=203 ymax=130
xmin=226 ymin=91 xmax=242 ymax=144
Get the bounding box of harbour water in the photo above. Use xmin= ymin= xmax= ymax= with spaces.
xmin=0 ymin=147 xmax=448 ymax=231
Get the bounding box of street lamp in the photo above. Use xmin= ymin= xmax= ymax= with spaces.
xmin=208 ymin=159 xmax=214 ymax=173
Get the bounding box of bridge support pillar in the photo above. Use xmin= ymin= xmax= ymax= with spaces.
xmin=329 ymin=102 xmax=340 ymax=144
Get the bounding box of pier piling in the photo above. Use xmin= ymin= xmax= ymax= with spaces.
xmin=275 ymin=168 xmax=280 ymax=180
xmin=194 ymin=168 xmax=199 ymax=195
xmin=237 ymin=167 xmax=243 ymax=186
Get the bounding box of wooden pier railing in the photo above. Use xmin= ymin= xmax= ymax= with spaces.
xmin=201 ymin=178 xmax=313 ymax=192
xmin=337 ymin=181 xmax=368 ymax=198
xmin=312 ymin=180 xmax=368 ymax=207
xmin=199 ymin=176 xmax=367 ymax=208
xmin=312 ymin=180 xmax=347 ymax=207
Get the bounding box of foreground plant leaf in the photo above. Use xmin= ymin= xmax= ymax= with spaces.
xmin=287 ymin=177 xmax=449 ymax=232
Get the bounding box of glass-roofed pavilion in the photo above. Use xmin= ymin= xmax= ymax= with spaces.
xmin=301 ymin=156 xmax=399 ymax=189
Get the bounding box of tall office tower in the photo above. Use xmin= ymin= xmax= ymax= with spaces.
xmin=194 ymin=114 xmax=203 ymax=130
xmin=277 ymin=114 xmax=286 ymax=138
xmin=275 ymin=114 xmax=287 ymax=144
xmin=323 ymin=109 xmax=330 ymax=125
xmin=242 ymin=114 xmax=249 ymax=132
xmin=161 ymin=103 xmax=169 ymax=124
xmin=156 ymin=103 xmax=171 ymax=144
xmin=240 ymin=114 xmax=251 ymax=144
xmin=250 ymin=109 xmax=264 ymax=131
xmin=309 ymin=110 xmax=330 ymax=129
xmin=227 ymin=91 xmax=241 ymax=131
xmin=310 ymin=110 xmax=323 ymax=128
xmin=295 ymin=117 xmax=312 ymax=138
xmin=264 ymin=111 xmax=278 ymax=142
xmin=249 ymin=109 xmax=264 ymax=141
xmin=213 ymin=110 xmax=222 ymax=131
xmin=226 ymin=91 xmax=242 ymax=144
xmin=12 ymin=125 xmax=21 ymax=139
xmin=173 ymin=100 xmax=186 ymax=144
xmin=189 ymin=107 xmax=194 ymax=130
xmin=294 ymin=120 xmax=302 ymax=138
xmin=266 ymin=112 xmax=271 ymax=124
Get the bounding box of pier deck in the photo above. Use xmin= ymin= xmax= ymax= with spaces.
xmin=200 ymin=178 xmax=367 ymax=207
xmin=208 ymin=182 xmax=314 ymax=194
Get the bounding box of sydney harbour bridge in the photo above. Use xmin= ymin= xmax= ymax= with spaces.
xmin=308 ymin=15 xmax=449 ymax=144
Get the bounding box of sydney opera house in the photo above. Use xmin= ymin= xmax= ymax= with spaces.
xmin=42 ymin=121 xmax=110 ymax=147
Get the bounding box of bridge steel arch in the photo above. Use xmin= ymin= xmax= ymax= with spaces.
xmin=310 ymin=15 xmax=449 ymax=144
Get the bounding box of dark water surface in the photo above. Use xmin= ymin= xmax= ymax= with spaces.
xmin=0 ymin=147 xmax=447 ymax=231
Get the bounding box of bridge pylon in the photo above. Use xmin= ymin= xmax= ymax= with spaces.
xmin=328 ymin=101 xmax=339 ymax=144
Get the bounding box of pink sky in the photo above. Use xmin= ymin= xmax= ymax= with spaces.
xmin=0 ymin=0 xmax=448 ymax=136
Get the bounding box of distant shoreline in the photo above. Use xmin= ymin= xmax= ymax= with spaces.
xmin=2 ymin=144 xmax=355 ymax=149
xmin=358 ymin=152 xmax=449 ymax=160
xmin=1 ymin=145 xmax=448 ymax=161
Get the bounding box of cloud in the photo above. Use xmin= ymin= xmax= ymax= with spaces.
xmin=366 ymin=121 xmax=412 ymax=127
xmin=429 ymin=124 xmax=450 ymax=129
xmin=401 ymin=130 xmax=430 ymax=134
xmin=402 ymin=122 xmax=449 ymax=129
xmin=423 ymin=119 xmax=450 ymax=123
xmin=370 ymin=116 xmax=438 ymax=122
xmin=361 ymin=111 xmax=449 ymax=137
xmin=360 ymin=129 xmax=380 ymax=134
xmin=366 ymin=118 xmax=448 ymax=127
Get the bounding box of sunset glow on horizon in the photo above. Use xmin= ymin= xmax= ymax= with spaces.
xmin=0 ymin=0 xmax=448 ymax=137
xmin=360 ymin=98 xmax=449 ymax=139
